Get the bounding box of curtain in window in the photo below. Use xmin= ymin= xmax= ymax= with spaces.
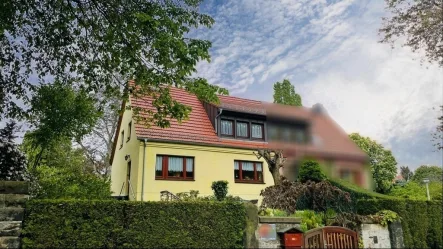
xmin=242 ymin=162 xmax=254 ymax=171
xmin=236 ymin=122 xmax=248 ymax=137
xmin=251 ymin=124 xmax=263 ymax=138
xmin=256 ymin=162 xmax=262 ymax=172
xmin=234 ymin=161 xmax=239 ymax=170
xmin=168 ymin=157 xmax=183 ymax=172
xmin=186 ymin=158 xmax=194 ymax=172
xmin=155 ymin=156 xmax=163 ymax=171
xmin=221 ymin=120 xmax=233 ymax=135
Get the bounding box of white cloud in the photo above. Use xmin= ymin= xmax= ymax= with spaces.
xmin=192 ymin=0 xmax=443 ymax=168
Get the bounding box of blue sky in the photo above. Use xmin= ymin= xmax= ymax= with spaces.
xmin=191 ymin=0 xmax=443 ymax=170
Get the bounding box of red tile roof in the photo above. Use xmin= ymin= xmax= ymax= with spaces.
xmin=131 ymin=87 xmax=267 ymax=149
xmin=128 ymin=86 xmax=366 ymax=160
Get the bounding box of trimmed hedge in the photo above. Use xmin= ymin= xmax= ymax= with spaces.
xmin=330 ymin=178 xmax=391 ymax=200
xmin=356 ymin=199 xmax=442 ymax=249
xmin=22 ymin=200 xmax=247 ymax=248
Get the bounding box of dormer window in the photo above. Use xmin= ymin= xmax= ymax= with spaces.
xmin=221 ymin=119 xmax=234 ymax=136
xmin=236 ymin=121 xmax=249 ymax=138
xmin=251 ymin=123 xmax=264 ymax=139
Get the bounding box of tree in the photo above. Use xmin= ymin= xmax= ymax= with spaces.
xmin=0 ymin=121 xmax=28 ymax=180
xmin=298 ymin=159 xmax=326 ymax=183
xmin=0 ymin=0 xmax=227 ymax=127
xmin=432 ymin=105 xmax=443 ymax=150
xmin=26 ymin=82 xmax=101 ymax=167
xmin=75 ymin=92 xmax=120 ymax=178
xmin=254 ymin=149 xmax=286 ymax=185
xmin=21 ymin=134 xmax=111 ymax=199
xmin=349 ymin=133 xmax=397 ymax=193
xmin=411 ymin=165 xmax=442 ymax=183
xmin=379 ymin=0 xmax=443 ymax=66
xmin=273 ymin=79 xmax=302 ymax=106
xmin=400 ymin=166 xmax=413 ymax=182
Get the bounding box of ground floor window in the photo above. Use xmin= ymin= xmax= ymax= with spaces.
xmin=155 ymin=155 xmax=194 ymax=180
xmin=234 ymin=160 xmax=263 ymax=183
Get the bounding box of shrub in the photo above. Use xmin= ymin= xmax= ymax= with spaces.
xmin=298 ymin=159 xmax=326 ymax=183
xmin=22 ymin=200 xmax=247 ymax=248
xmin=260 ymin=178 xmax=351 ymax=214
xmin=211 ymin=180 xmax=229 ymax=201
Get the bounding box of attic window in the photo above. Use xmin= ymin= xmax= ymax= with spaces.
xmin=221 ymin=119 xmax=234 ymax=136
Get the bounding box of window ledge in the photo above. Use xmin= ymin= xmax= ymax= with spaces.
xmin=235 ymin=180 xmax=265 ymax=184
xmin=155 ymin=178 xmax=195 ymax=181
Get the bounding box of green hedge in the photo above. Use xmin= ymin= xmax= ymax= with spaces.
xmin=22 ymin=200 xmax=247 ymax=248
xmin=330 ymin=178 xmax=391 ymax=200
xmin=356 ymin=199 xmax=442 ymax=249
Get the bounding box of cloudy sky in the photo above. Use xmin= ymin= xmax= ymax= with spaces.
xmin=192 ymin=0 xmax=443 ymax=170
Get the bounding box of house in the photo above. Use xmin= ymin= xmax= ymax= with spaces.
xmin=110 ymin=86 xmax=371 ymax=201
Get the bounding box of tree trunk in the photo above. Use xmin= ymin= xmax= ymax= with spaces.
xmin=271 ymin=166 xmax=281 ymax=185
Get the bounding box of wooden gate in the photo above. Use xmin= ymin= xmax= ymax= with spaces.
xmin=304 ymin=226 xmax=358 ymax=249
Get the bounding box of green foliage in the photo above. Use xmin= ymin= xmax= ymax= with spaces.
xmin=22 ymin=200 xmax=247 ymax=248
xmin=1 ymin=0 xmax=227 ymax=126
xmin=388 ymin=181 xmax=443 ymax=200
xmin=211 ymin=180 xmax=229 ymax=201
xmin=298 ymin=159 xmax=326 ymax=183
xmin=356 ymin=199 xmax=442 ymax=248
xmin=374 ymin=210 xmax=400 ymax=226
xmin=330 ymin=178 xmax=390 ymax=200
xmin=0 ymin=121 xmax=28 ymax=180
xmin=258 ymin=208 xmax=288 ymax=217
xmin=411 ymin=165 xmax=442 ymax=183
xmin=21 ymin=135 xmax=111 ymax=200
xmin=293 ymin=210 xmax=324 ymax=232
xmin=349 ymin=133 xmax=397 ymax=193
xmin=273 ymin=79 xmax=302 ymax=106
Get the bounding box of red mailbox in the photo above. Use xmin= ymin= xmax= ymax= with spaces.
xmin=278 ymin=227 xmax=304 ymax=249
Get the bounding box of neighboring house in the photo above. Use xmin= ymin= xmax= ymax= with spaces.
xmin=110 ymin=86 xmax=371 ymax=201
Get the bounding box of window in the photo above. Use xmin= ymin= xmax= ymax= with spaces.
xmin=236 ymin=121 xmax=249 ymax=138
xmin=155 ymin=155 xmax=194 ymax=180
xmin=340 ymin=169 xmax=352 ymax=182
xmin=127 ymin=121 xmax=132 ymax=142
xmin=120 ymin=130 xmax=124 ymax=148
xmin=221 ymin=120 xmax=234 ymax=136
xmin=234 ymin=160 xmax=263 ymax=183
xmin=251 ymin=123 xmax=264 ymax=139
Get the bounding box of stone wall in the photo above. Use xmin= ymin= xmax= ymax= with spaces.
xmin=255 ymin=217 xmax=302 ymax=249
xmin=0 ymin=181 xmax=29 ymax=249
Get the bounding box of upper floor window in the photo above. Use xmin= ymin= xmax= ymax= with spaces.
xmin=127 ymin=121 xmax=132 ymax=142
xmin=155 ymin=155 xmax=194 ymax=180
xmin=221 ymin=119 xmax=234 ymax=136
xmin=251 ymin=123 xmax=264 ymax=139
xmin=234 ymin=160 xmax=263 ymax=183
xmin=236 ymin=121 xmax=248 ymax=137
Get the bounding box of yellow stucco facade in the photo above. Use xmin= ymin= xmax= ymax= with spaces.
xmin=111 ymin=101 xmax=274 ymax=201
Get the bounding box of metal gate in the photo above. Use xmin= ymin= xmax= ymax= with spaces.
xmin=304 ymin=226 xmax=358 ymax=249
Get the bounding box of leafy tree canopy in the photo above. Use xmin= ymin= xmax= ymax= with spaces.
xmin=273 ymin=79 xmax=302 ymax=106
xmin=379 ymin=0 xmax=443 ymax=66
xmin=411 ymin=165 xmax=442 ymax=183
xmin=26 ymin=82 xmax=101 ymax=167
xmin=22 ymin=134 xmax=111 ymax=199
xmin=349 ymin=133 xmax=397 ymax=193
xmin=0 ymin=121 xmax=28 ymax=180
xmin=0 ymin=0 xmax=227 ymax=128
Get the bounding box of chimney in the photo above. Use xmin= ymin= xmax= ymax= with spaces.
xmin=312 ymin=103 xmax=327 ymax=115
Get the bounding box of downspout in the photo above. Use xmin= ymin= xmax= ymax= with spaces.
xmin=215 ymin=108 xmax=223 ymax=133
xmin=141 ymin=138 xmax=147 ymax=202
